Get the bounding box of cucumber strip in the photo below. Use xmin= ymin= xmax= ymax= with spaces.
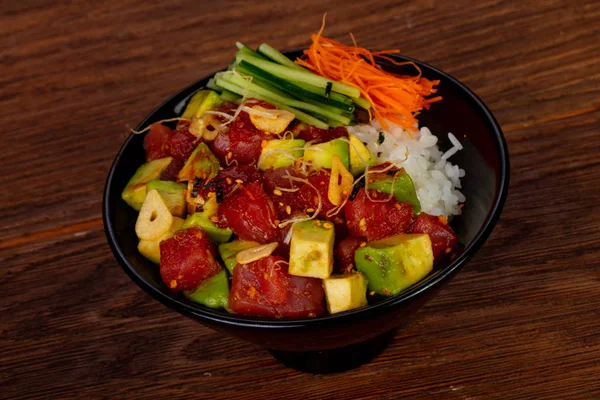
xmin=219 ymin=90 xmax=240 ymax=102
xmin=214 ymin=78 xmax=330 ymax=129
xmin=235 ymin=43 xmax=269 ymax=61
xmin=235 ymin=53 xmax=362 ymax=99
xmin=220 ymin=73 xmax=352 ymax=125
xmin=257 ymin=43 xmax=306 ymax=71
xmin=287 ymin=79 xmax=354 ymax=105
xmin=353 ymin=96 xmax=371 ymax=110
xmin=236 ymin=69 xmax=349 ymax=116
xmin=205 ymin=78 xmax=222 ymax=92
xmin=237 ymin=61 xmax=354 ymax=112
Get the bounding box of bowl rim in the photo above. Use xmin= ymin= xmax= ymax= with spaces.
xmin=103 ymin=51 xmax=510 ymax=329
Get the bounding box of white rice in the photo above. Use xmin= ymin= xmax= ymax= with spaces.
xmin=347 ymin=120 xmax=466 ymax=218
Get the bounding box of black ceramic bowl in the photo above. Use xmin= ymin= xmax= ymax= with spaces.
xmin=103 ymin=51 xmax=509 ymax=372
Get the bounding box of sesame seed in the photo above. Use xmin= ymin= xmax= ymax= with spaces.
xmin=273 ymin=189 xmax=283 ymax=196
xmin=235 ymin=179 xmax=243 ymax=184
xmin=285 ymin=205 xmax=291 ymax=215
xmin=323 ymin=222 xmax=333 ymax=229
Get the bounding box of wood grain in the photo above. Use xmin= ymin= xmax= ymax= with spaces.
xmin=1 ymin=0 xmax=599 ymax=398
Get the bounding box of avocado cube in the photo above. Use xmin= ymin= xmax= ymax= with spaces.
xmin=183 ymin=212 xmax=232 ymax=243
xmin=348 ymin=133 xmax=377 ymax=176
xmin=368 ymin=171 xmax=421 ymax=214
xmin=193 ymin=90 xmax=223 ymax=119
xmin=289 ymin=220 xmax=335 ymax=279
xmin=181 ymin=90 xmax=223 ymax=120
xmin=184 ymin=270 xmax=229 ymax=310
xmin=257 ymin=138 xmax=306 ymax=171
xmin=137 ymin=217 xmax=185 ymax=264
xmin=323 ymin=272 xmax=368 ymax=314
xmin=177 ymin=142 xmax=220 ymax=182
xmin=355 ymin=234 xmax=433 ymax=296
xmin=121 ymin=157 xmax=173 ymax=211
xmin=303 ymin=138 xmax=349 ymax=170
xmin=146 ymin=180 xmax=187 ymax=217
xmin=218 ymin=240 xmax=261 ymax=274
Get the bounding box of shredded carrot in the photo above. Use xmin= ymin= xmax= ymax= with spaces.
xmin=296 ymin=14 xmax=442 ymax=132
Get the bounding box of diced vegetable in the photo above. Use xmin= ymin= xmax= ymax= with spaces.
xmin=323 ymin=272 xmax=368 ymax=314
xmin=184 ymin=270 xmax=229 ymax=310
xmin=177 ymin=142 xmax=220 ymax=182
xmin=348 ymin=133 xmax=377 ymax=176
xmin=367 ymin=169 xmax=421 ymax=214
xmin=218 ymin=240 xmax=261 ymax=274
xmin=257 ymin=138 xmax=306 ymax=171
xmin=289 ymin=220 xmax=335 ymax=279
xmin=303 ymin=137 xmax=349 ymax=170
xmin=183 ymin=212 xmax=233 ymax=243
xmin=354 ymin=234 xmax=433 ymax=295
xmin=122 ymin=157 xmax=173 ymax=211
xmin=146 ymin=180 xmax=186 ymax=217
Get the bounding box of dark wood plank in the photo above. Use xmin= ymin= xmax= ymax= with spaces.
xmin=1 ymin=0 xmax=600 ymax=399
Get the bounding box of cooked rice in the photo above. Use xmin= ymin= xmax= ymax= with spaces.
xmin=348 ymin=120 xmax=465 ymax=217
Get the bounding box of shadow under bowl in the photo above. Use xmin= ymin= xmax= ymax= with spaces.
xmin=103 ymin=51 xmax=509 ymax=372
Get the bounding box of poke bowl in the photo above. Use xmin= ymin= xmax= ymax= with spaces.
xmin=103 ymin=35 xmax=509 ymax=372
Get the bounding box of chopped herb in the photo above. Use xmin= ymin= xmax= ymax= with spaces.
xmin=325 ymin=82 xmax=332 ymax=103
xmin=202 ymin=180 xmax=218 ymax=190
xmin=191 ymin=177 xmax=201 ymax=197
xmin=377 ymin=131 xmax=385 ymax=145
xmin=216 ymin=184 xmax=224 ymax=203
xmin=349 ymin=178 xmax=365 ymax=201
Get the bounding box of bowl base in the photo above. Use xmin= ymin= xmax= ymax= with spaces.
xmin=269 ymin=329 xmax=396 ymax=373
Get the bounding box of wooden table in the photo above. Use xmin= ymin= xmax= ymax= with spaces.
xmin=2 ymin=1 xmax=599 ymax=398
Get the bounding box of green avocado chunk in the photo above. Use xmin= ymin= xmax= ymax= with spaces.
xmin=183 ymin=212 xmax=232 ymax=243
xmin=367 ymin=170 xmax=421 ymax=214
xmin=184 ymin=270 xmax=229 ymax=310
xmin=323 ymin=272 xmax=368 ymax=314
xmin=348 ymin=133 xmax=377 ymax=176
xmin=355 ymin=234 xmax=433 ymax=296
xmin=218 ymin=240 xmax=261 ymax=274
xmin=181 ymin=90 xmax=223 ymax=120
xmin=289 ymin=220 xmax=335 ymax=279
xmin=121 ymin=157 xmax=173 ymax=211
xmin=146 ymin=180 xmax=187 ymax=217
xmin=257 ymin=138 xmax=306 ymax=170
xmin=177 ymin=142 xmax=220 ymax=182
xmin=303 ymin=138 xmax=349 ymax=170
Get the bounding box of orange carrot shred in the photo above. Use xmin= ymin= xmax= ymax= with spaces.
xmin=296 ymin=14 xmax=441 ymax=132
